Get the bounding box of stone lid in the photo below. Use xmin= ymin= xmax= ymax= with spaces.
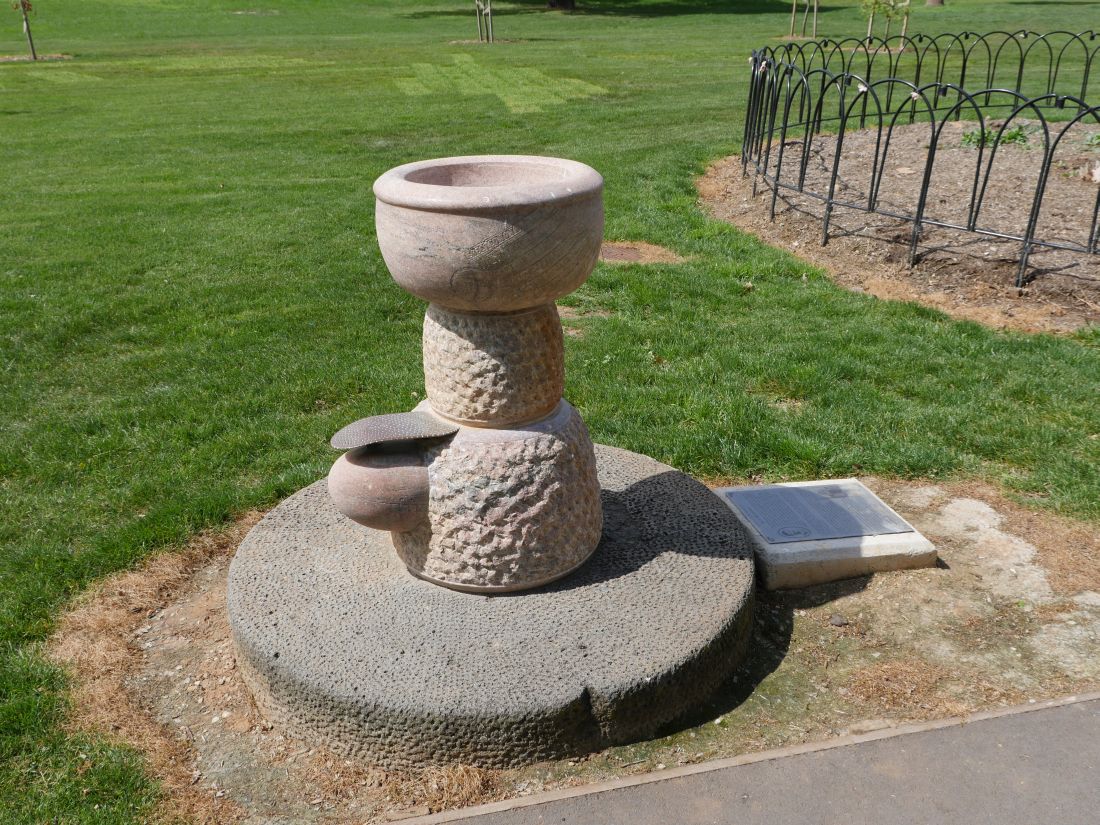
xmin=373 ymin=155 xmax=603 ymax=213
xmin=329 ymin=410 xmax=458 ymax=451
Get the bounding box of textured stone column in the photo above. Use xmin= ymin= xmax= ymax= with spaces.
xmin=422 ymin=303 xmax=563 ymax=427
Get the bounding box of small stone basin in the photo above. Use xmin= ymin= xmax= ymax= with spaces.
xmin=373 ymin=155 xmax=604 ymax=311
xmin=401 ymin=159 xmax=571 ymax=191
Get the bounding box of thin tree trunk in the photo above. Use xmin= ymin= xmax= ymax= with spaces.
xmin=900 ymin=9 xmax=910 ymax=40
xmin=867 ymin=8 xmax=875 ymax=40
xmin=812 ymin=0 xmax=819 ymax=38
xmin=19 ymin=1 xmax=37 ymax=61
xmin=800 ymin=0 xmax=810 ymax=37
xmin=789 ymin=0 xmax=798 ymax=37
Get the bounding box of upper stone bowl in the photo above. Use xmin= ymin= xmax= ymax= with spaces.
xmin=373 ymin=155 xmax=604 ymax=312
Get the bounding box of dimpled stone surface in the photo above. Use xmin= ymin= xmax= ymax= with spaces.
xmin=392 ymin=402 xmax=601 ymax=591
xmin=227 ymin=445 xmax=755 ymax=769
xmin=422 ymin=304 xmax=563 ymax=426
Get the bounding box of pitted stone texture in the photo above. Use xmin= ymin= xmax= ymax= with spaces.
xmin=227 ymin=445 xmax=755 ymax=769
xmin=422 ymin=304 xmax=563 ymax=426
xmin=392 ymin=401 xmax=601 ymax=591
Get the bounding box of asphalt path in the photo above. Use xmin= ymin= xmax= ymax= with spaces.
xmin=417 ymin=696 xmax=1100 ymax=825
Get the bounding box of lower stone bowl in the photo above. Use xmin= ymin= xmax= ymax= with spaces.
xmin=227 ymin=445 xmax=755 ymax=769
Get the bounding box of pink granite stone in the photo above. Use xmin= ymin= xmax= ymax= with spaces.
xmin=373 ymin=155 xmax=604 ymax=312
xmin=327 ymin=445 xmax=429 ymax=533
xmin=328 ymin=155 xmax=607 ymax=592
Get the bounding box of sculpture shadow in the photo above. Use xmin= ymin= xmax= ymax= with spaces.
xmin=491 ymin=465 xmax=878 ymax=749
xmin=495 ymin=467 xmax=881 ymax=745
xmin=663 ymin=574 xmax=873 ymax=736
xmin=510 ymin=468 xmax=758 ymax=596
xmin=525 ymin=469 xmax=883 ymax=597
xmin=513 ymin=467 xmax=877 ymax=740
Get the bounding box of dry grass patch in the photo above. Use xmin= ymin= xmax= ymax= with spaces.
xmin=0 ymin=53 xmax=71 ymax=62
xmin=848 ymin=659 xmax=1026 ymax=720
xmin=47 ymin=512 xmax=263 ymax=824
xmin=847 ymin=659 xmax=965 ymax=718
xmin=383 ymin=765 xmax=504 ymax=814
xmin=556 ymin=304 xmax=612 ymax=320
xmin=557 ymin=302 xmax=614 ymax=338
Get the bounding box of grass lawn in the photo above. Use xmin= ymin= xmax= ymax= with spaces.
xmin=1 ymin=0 xmax=1098 ymax=820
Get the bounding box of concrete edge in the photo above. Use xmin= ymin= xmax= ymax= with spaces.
xmin=403 ymin=691 xmax=1100 ymax=824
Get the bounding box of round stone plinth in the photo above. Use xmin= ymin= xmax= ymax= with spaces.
xmin=227 ymin=445 xmax=755 ymax=769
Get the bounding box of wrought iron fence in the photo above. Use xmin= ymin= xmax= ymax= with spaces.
xmin=742 ymin=31 xmax=1100 ymax=286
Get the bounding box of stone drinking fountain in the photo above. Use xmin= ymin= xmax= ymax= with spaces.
xmin=329 ymin=156 xmax=605 ymax=593
xmin=228 ymin=155 xmax=755 ymax=768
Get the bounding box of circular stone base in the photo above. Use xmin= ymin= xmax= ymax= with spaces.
xmin=227 ymin=445 xmax=755 ymax=769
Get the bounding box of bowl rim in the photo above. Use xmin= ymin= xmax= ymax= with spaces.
xmin=373 ymin=154 xmax=603 ymax=212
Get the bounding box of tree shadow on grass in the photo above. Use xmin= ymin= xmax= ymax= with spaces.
xmin=404 ymin=0 xmax=794 ymax=20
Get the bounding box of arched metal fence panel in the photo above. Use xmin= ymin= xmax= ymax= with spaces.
xmin=742 ymin=31 xmax=1100 ymax=285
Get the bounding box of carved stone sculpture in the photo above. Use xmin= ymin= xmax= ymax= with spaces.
xmin=327 ymin=155 xmax=606 ymax=592
xmin=227 ymin=156 xmax=756 ymax=769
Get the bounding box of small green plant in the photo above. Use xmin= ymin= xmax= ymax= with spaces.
xmin=961 ymin=125 xmax=1029 ymax=149
xmin=861 ymin=0 xmax=911 ymax=41
xmin=960 ymin=129 xmax=982 ymax=148
xmin=1085 ymin=133 xmax=1100 ymax=150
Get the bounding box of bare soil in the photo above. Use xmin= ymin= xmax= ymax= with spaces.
xmin=0 ymin=53 xmax=71 ymax=62
xmin=699 ymin=122 xmax=1100 ymax=334
xmin=556 ymin=301 xmax=613 ymax=339
xmin=599 ymin=240 xmax=685 ymax=265
xmin=50 ymin=479 xmax=1100 ymax=822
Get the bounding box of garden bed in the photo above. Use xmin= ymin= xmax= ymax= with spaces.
xmin=703 ymin=121 xmax=1100 ymax=334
